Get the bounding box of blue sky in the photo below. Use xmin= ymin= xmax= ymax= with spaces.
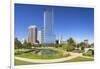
xmin=15 ymin=3 xmax=94 ymax=43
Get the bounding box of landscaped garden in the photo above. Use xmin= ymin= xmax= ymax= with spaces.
xmin=14 ymin=37 xmax=94 ymax=66
xmin=15 ymin=48 xmax=70 ymax=59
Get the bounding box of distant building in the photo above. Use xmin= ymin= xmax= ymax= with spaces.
xmin=55 ymin=34 xmax=64 ymax=44
xmin=43 ymin=8 xmax=55 ymax=44
xmin=84 ymin=40 xmax=88 ymax=44
xmin=61 ymin=41 xmax=67 ymax=44
xmin=28 ymin=25 xmax=37 ymax=44
xmin=84 ymin=39 xmax=88 ymax=48
xmin=37 ymin=30 xmax=42 ymax=44
xmin=59 ymin=34 xmax=63 ymax=44
xmin=41 ymin=27 xmax=44 ymax=44
xmin=55 ymin=40 xmax=59 ymax=44
xmin=57 ymin=34 xmax=63 ymax=44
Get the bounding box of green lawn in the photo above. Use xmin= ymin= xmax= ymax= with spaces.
xmin=15 ymin=48 xmax=70 ymax=59
xmin=15 ymin=57 xmax=94 ymax=66
xmin=16 ymin=52 xmax=70 ymax=59
xmin=64 ymin=57 xmax=94 ymax=62
xmin=15 ymin=59 xmax=35 ymax=66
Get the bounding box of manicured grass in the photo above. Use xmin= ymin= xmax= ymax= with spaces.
xmin=15 ymin=48 xmax=70 ymax=59
xmin=64 ymin=57 xmax=94 ymax=62
xmin=16 ymin=52 xmax=70 ymax=59
xmin=15 ymin=59 xmax=35 ymax=65
xmin=15 ymin=50 xmax=24 ymax=53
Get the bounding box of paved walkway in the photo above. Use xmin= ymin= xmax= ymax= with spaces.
xmin=15 ymin=52 xmax=82 ymax=63
xmin=81 ymin=55 xmax=94 ymax=59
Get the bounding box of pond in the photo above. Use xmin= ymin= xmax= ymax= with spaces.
xmin=15 ymin=48 xmax=70 ymax=59
xmin=34 ymin=49 xmax=59 ymax=55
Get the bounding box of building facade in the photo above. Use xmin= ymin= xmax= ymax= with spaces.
xmin=28 ymin=25 xmax=37 ymax=44
xmin=43 ymin=8 xmax=55 ymax=44
xmin=84 ymin=39 xmax=88 ymax=48
xmin=37 ymin=30 xmax=42 ymax=44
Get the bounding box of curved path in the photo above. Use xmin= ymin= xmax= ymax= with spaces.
xmin=15 ymin=52 xmax=82 ymax=63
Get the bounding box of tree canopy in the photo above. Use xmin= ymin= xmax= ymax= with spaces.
xmin=15 ymin=37 xmax=22 ymax=49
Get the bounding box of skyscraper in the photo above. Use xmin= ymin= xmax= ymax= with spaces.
xmin=37 ymin=30 xmax=42 ymax=44
xmin=43 ymin=8 xmax=55 ymax=44
xmin=28 ymin=25 xmax=37 ymax=44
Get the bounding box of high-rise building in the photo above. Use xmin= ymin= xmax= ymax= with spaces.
xmin=37 ymin=30 xmax=42 ymax=44
xmin=41 ymin=27 xmax=44 ymax=44
xmin=43 ymin=8 xmax=55 ymax=44
xmin=84 ymin=39 xmax=88 ymax=47
xmin=84 ymin=40 xmax=88 ymax=44
xmin=28 ymin=25 xmax=37 ymax=44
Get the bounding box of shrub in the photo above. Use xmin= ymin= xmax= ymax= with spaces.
xmin=83 ymin=49 xmax=94 ymax=57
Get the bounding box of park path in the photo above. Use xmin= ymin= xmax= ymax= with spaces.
xmin=15 ymin=52 xmax=82 ymax=63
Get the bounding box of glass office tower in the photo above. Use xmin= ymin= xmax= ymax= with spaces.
xmin=43 ymin=8 xmax=55 ymax=44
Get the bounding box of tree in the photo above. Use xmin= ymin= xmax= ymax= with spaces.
xmin=83 ymin=49 xmax=94 ymax=56
xmin=90 ymin=43 xmax=94 ymax=48
xmin=27 ymin=43 xmax=32 ymax=49
xmin=78 ymin=42 xmax=85 ymax=50
xmin=23 ymin=40 xmax=32 ymax=49
xmin=62 ymin=37 xmax=76 ymax=51
xmin=15 ymin=37 xmax=22 ymax=49
xmin=67 ymin=37 xmax=76 ymax=46
xmin=77 ymin=43 xmax=80 ymax=48
xmin=67 ymin=37 xmax=76 ymax=51
xmin=88 ymin=49 xmax=94 ymax=56
xmin=62 ymin=44 xmax=74 ymax=51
